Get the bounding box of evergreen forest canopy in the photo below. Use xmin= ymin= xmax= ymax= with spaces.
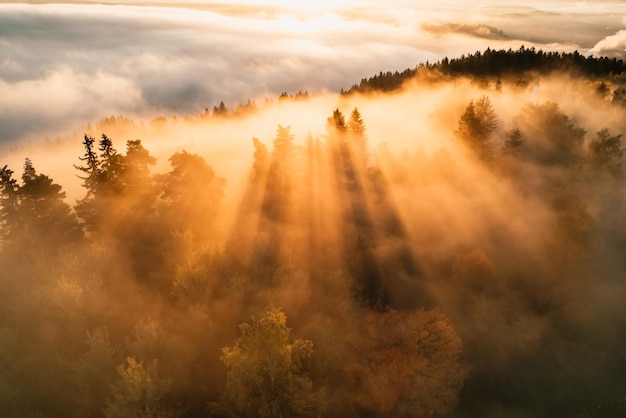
xmin=343 ymin=46 xmax=626 ymax=96
xmin=1 ymin=50 xmax=626 ymax=418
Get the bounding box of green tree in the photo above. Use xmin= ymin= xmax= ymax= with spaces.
xmin=272 ymin=125 xmax=295 ymax=162
xmin=517 ymin=102 xmax=586 ymax=167
xmin=98 ymin=134 xmax=126 ymax=193
xmin=588 ymin=128 xmax=624 ymax=178
xmin=456 ymin=96 xmax=498 ymax=160
xmin=214 ymin=101 xmax=228 ymax=116
xmin=75 ymin=134 xmax=144 ymax=231
xmin=260 ymin=126 xmax=296 ymax=224
xmin=75 ymin=134 xmax=102 ymax=228
xmin=251 ymin=137 xmax=269 ymax=183
xmin=125 ymin=140 xmax=156 ymax=189
xmin=612 ymin=87 xmax=626 ymax=106
xmin=595 ymin=81 xmax=610 ymax=99
xmin=221 ymin=308 xmax=323 ymax=417
xmin=0 ymin=165 xmax=19 ymax=247
xmin=348 ymin=107 xmax=368 ymax=167
xmin=104 ymin=357 xmax=178 ymax=418
xmin=75 ymin=327 xmax=118 ymax=418
xmin=327 ymin=108 xmax=347 ymax=135
xmin=160 ymin=151 xmax=225 ymax=241
xmin=75 ymin=134 xmax=101 ymax=195
xmin=348 ymin=108 xmax=365 ymax=137
xmin=15 ymin=158 xmax=83 ymax=251
xmin=502 ymin=127 xmax=524 ymax=155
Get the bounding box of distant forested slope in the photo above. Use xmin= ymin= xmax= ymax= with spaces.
xmin=343 ymin=46 xmax=626 ymax=95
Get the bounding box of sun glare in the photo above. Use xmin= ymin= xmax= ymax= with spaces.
xmin=230 ymin=0 xmax=358 ymax=11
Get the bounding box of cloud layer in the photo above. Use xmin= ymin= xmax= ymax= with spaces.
xmin=0 ymin=1 xmax=624 ymax=145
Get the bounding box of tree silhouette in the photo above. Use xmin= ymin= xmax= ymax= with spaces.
xmin=10 ymin=159 xmax=83 ymax=252
xmin=251 ymin=137 xmax=269 ymax=183
xmin=456 ymin=96 xmax=498 ymax=160
xmin=327 ymin=108 xmax=347 ymax=135
xmin=503 ymin=127 xmax=524 ymax=155
xmin=517 ymin=102 xmax=586 ymax=167
xmin=160 ymin=151 xmax=225 ymax=242
xmin=0 ymin=165 xmax=19 ymax=247
xmin=588 ymin=128 xmax=624 ymax=178
xmin=348 ymin=108 xmax=368 ymax=168
xmin=125 ymin=140 xmax=156 ymax=187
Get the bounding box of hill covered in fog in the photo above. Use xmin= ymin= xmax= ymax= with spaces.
xmin=1 ymin=50 xmax=626 ymax=418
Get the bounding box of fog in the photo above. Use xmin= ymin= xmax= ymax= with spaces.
xmin=2 ymin=1 xmax=626 ymax=416
xmin=1 ymin=64 xmax=626 ymax=417
xmin=1 ymin=1 xmax=625 ymax=145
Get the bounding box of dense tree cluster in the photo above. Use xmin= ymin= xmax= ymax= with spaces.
xmin=438 ymin=46 xmax=626 ymax=78
xmin=0 ymin=109 xmax=468 ymax=418
xmin=1 ymin=68 xmax=626 ymax=418
xmin=343 ymin=46 xmax=626 ymax=95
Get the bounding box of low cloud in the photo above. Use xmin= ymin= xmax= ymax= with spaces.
xmin=422 ymin=23 xmax=510 ymax=40
xmin=589 ymin=29 xmax=626 ymax=58
xmin=0 ymin=1 xmax=623 ymax=145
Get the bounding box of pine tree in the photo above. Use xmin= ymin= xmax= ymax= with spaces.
xmin=98 ymin=134 xmax=126 ymax=193
xmin=0 ymin=166 xmax=19 ymax=247
xmin=456 ymin=96 xmax=498 ymax=160
xmin=251 ymin=137 xmax=269 ymax=183
xmin=589 ymin=128 xmax=624 ymax=178
xmin=272 ymin=125 xmax=295 ymax=161
xmin=503 ymin=127 xmax=524 ymax=155
xmin=348 ymin=107 xmax=368 ymax=167
xmin=12 ymin=159 xmax=83 ymax=251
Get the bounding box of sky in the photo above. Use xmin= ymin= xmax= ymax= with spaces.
xmin=0 ymin=0 xmax=625 ymax=146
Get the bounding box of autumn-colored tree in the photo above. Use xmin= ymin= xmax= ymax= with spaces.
xmin=104 ymin=357 xmax=178 ymax=418
xmin=221 ymin=308 xmax=324 ymax=417
xmin=346 ymin=309 xmax=465 ymax=417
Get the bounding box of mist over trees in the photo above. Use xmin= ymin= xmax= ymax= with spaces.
xmin=344 ymin=46 xmax=626 ymax=96
xmin=1 ymin=52 xmax=626 ymax=418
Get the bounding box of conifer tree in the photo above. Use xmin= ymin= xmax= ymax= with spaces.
xmin=251 ymin=137 xmax=269 ymax=183
xmin=0 ymin=165 xmax=19 ymax=247
xmin=456 ymin=96 xmax=498 ymax=160
xmin=589 ymin=128 xmax=624 ymax=178
xmin=9 ymin=159 xmax=83 ymax=251
xmin=348 ymin=107 xmax=368 ymax=167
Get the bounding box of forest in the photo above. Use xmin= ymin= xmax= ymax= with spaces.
xmin=1 ymin=51 xmax=626 ymax=418
xmin=343 ymin=47 xmax=626 ymax=97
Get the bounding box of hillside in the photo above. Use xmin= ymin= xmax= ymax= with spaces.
xmin=343 ymin=46 xmax=626 ymax=96
xmin=1 ymin=49 xmax=626 ymax=418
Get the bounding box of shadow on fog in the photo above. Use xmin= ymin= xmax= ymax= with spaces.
xmin=1 ymin=67 xmax=626 ymax=417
